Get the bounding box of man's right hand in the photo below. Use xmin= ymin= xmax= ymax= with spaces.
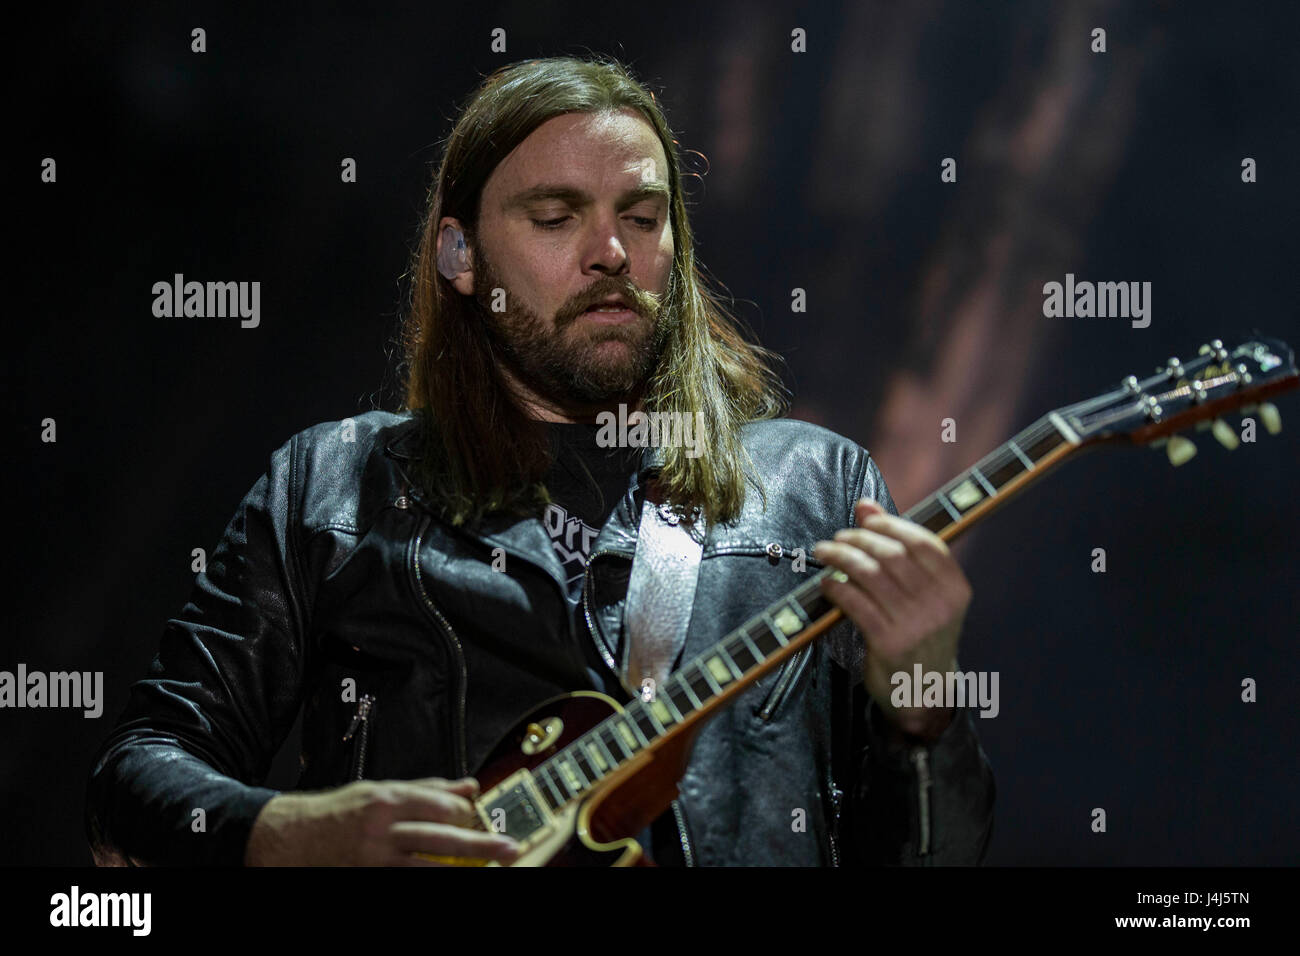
xmin=244 ymin=777 xmax=522 ymax=866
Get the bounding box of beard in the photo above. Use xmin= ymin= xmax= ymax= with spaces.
xmin=472 ymin=244 xmax=679 ymax=407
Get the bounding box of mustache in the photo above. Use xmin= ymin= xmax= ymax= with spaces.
xmin=559 ymin=282 xmax=662 ymax=327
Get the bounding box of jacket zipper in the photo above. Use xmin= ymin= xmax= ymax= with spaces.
xmin=911 ymin=746 xmax=932 ymax=858
xmin=670 ymin=799 xmax=696 ymax=867
xmin=411 ymin=515 xmax=470 ymax=777
xmin=343 ymin=694 xmax=375 ymax=781
xmin=827 ymin=778 xmax=843 ymax=866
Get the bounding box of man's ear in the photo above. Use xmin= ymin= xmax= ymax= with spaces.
xmin=435 ymin=216 xmax=475 ymax=295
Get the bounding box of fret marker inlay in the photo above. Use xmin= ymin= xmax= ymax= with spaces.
xmin=948 ymin=479 xmax=984 ymax=511
xmin=773 ymin=607 xmax=802 ymax=636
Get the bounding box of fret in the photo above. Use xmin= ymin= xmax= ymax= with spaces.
xmin=591 ymin=735 xmax=617 ymax=770
xmin=649 ymin=694 xmax=679 ymax=727
xmin=796 ymin=588 xmax=835 ymax=622
xmin=789 ymin=597 xmax=812 ymax=625
xmin=1021 ymin=424 xmax=1068 ymax=461
xmin=674 ymin=673 xmax=704 ymax=710
xmin=611 ymin=716 xmax=643 ymax=752
xmin=949 ymin=476 xmax=988 ymax=511
xmin=685 ymin=665 xmax=716 ymax=704
xmin=725 ymin=633 xmax=759 ymax=673
xmin=556 ymin=753 xmax=587 ymax=793
xmin=969 ymin=465 xmax=997 ymax=498
xmin=634 ymin=702 xmax=665 ymax=738
xmin=653 ymin=686 xmax=686 ymax=723
xmin=667 ymin=677 xmax=698 ymax=715
xmin=584 ymin=738 xmax=610 ymax=773
xmin=935 ymin=491 xmax=963 ymax=521
xmin=547 ymin=760 xmax=576 ymax=798
xmin=734 ymin=625 xmax=766 ymax=669
xmin=695 ymin=660 xmax=724 ymax=696
xmin=774 ymin=601 xmax=807 ymax=632
xmin=750 ymin=616 xmax=783 ymax=656
xmin=630 ymin=704 xmax=662 ymax=741
xmin=793 ymin=578 xmax=829 ymax=612
xmin=914 ymin=500 xmax=952 ymax=532
xmin=571 ymin=747 xmax=599 ymax=782
xmin=981 ymin=450 xmax=1027 ymax=490
xmin=715 ymin=645 xmax=745 ymax=681
xmin=703 ymin=654 xmax=735 ymax=687
xmin=601 ymin=723 xmax=633 ymax=759
xmin=1047 ymin=411 xmax=1081 ymax=444
xmin=1007 ymin=439 xmax=1036 ymax=470
xmin=538 ymin=767 xmax=565 ymax=809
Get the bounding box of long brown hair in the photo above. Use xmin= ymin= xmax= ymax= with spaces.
xmin=398 ymin=55 xmax=788 ymax=528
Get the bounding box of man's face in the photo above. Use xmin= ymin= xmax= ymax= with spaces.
xmin=460 ymin=108 xmax=678 ymax=410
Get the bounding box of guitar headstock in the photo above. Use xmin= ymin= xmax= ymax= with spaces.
xmin=1057 ymin=335 xmax=1297 ymax=464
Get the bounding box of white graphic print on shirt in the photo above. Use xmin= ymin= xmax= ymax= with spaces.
xmin=542 ymin=501 xmax=602 ymax=597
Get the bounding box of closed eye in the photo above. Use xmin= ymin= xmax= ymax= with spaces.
xmin=530 ymin=216 xmax=659 ymax=231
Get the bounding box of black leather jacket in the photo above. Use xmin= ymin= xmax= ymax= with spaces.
xmin=85 ymin=409 xmax=995 ymax=866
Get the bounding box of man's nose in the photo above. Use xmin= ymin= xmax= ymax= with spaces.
xmin=583 ymin=218 xmax=630 ymax=274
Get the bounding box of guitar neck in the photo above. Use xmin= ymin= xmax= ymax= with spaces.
xmin=517 ymin=414 xmax=1084 ymax=814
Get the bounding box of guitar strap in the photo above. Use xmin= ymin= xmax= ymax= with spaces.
xmin=622 ymin=480 xmax=706 ymax=698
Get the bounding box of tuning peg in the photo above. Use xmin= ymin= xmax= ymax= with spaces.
xmin=1211 ymin=418 xmax=1239 ymax=450
xmin=1259 ymin=402 xmax=1282 ymax=435
xmin=1165 ymin=435 xmax=1198 ymax=466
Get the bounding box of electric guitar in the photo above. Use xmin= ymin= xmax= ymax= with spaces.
xmin=440 ymin=334 xmax=1297 ymax=865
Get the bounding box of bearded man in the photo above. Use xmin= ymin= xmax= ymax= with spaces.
xmin=86 ymin=55 xmax=994 ymax=867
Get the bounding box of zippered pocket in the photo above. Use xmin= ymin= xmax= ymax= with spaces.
xmin=754 ymin=646 xmax=813 ymax=721
xmin=343 ymin=693 xmax=376 ymax=781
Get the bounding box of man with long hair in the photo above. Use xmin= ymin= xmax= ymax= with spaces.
xmin=87 ymin=55 xmax=993 ymax=866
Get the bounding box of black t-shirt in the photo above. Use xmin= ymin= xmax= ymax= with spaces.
xmin=541 ymin=422 xmax=638 ymax=613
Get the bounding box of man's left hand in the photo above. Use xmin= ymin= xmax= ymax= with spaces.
xmin=813 ymin=498 xmax=971 ymax=742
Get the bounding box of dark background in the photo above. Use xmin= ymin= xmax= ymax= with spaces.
xmin=9 ymin=0 xmax=1298 ymax=865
